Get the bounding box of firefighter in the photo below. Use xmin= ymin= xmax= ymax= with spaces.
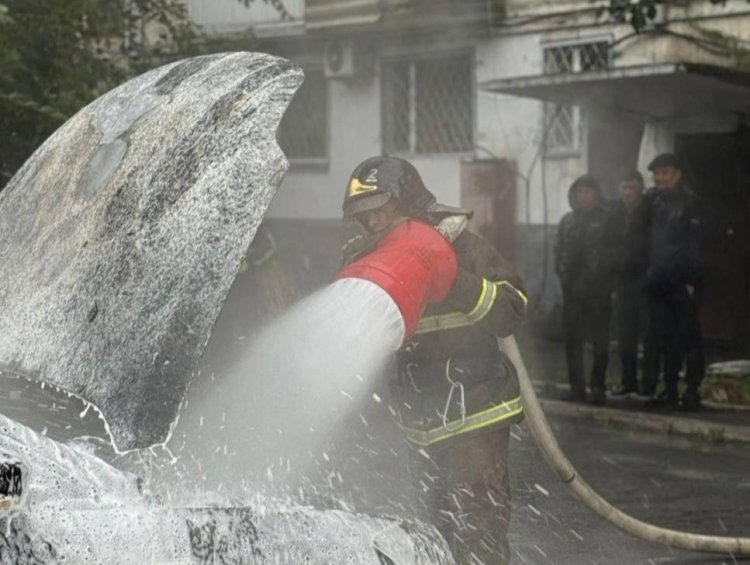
xmin=340 ymin=156 xmax=527 ymax=565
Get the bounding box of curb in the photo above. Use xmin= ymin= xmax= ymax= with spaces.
xmin=538 ymin=398 xmax=750 ymax=444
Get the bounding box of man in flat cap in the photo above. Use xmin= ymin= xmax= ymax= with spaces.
xmin=636 ymin=153 xmax=705 ymax=410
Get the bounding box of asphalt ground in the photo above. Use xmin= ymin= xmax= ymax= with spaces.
xmin=508 ymin=416 xmax=750 ymax=565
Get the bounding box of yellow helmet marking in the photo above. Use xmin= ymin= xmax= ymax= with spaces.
xmin=348 ymin=178 xmax=378 ymax=196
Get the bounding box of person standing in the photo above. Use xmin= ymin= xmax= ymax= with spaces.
xmin=610 ymin=171 xmax=648 ymax=397
xmin=638 ymin=153 xmax=704 ymax=408
xmin=555 ymin=174 xmax=617 ymax=405
xmin=340 ymin=155 xmax=527 ymax=565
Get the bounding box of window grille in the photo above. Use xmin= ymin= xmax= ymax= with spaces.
xmin=542 ymin=40 xmax=610 ymax=155
xmin=544 ymin=104 xmax=581 ymax=155
xmin=544 ymin=45 xmax=575 ymax=74
xmin=579 ymin=42 xmax=610 ymax=73
xmin=544 ymin=41 xmax=609 ymax=74
xmin=278 ymin=70 xmax=327 ymax=160
xmin=382 ymin=53 xmax=473 ymax=155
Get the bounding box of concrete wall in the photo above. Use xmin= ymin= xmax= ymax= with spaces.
xmin=191 ymin=1 xmax=750 ymax=225
xmin=269 ymin=36 xmax=477 ymax=219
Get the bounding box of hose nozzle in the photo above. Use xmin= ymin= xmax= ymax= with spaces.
xmin=334 ymin=220 xmax=458 ymax=342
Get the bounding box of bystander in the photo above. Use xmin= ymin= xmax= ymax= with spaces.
xmin=637 ymin=153 xmax=705 ymax=409
xmin=555 ymin=174 xmax=618 ymax=405
xmin=610 ymin=171 xmax=648 ymax=397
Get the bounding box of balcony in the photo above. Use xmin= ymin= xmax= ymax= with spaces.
xmin=306 ymin=0 xmax=503 ymax=31
xmin=186 ymin=0 xmax=305 ymax=36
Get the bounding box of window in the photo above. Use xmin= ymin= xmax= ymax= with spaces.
xmin=543 ymin=41 xmax=610 ymax=75
xmin=382 ymin=53 xmax=473 ymax=155
xmin=542 ymin=40 xmax=610 ymax=155
xmin=544 ymin=104 xmax=581 ymax=154
xmin=278 ymin=69 xmax=328 ymax=161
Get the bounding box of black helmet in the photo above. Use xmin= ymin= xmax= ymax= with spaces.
xmin=343 ymin=156 xmax=436 ymax=219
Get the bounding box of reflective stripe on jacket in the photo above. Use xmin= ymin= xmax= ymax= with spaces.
xmin=398 ymin=395 xmax=523 ymax=447
xmin=416 ymin=279 xmax=527 ymax=335
xmin=393 ymin=228 xmax=527 ymax=446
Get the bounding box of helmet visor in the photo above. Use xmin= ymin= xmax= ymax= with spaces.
xmin=343 ymin=192 xmax=391 ymax=218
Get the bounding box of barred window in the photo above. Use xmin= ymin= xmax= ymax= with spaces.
xmin=543 ymin=41 xmax=609 ymax=74
xmin=278 ymin=70 xmax=327 ymax=160
xmin=543 ymin=40 xmax=609 ymax=155
xmin=544 ymin=104 xmax=581 ymax=155
xmin=382 ymin=53 xmax=473 ymax=155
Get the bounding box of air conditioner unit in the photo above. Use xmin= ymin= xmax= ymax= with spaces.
xmin=324 ymin=39 xmax=371 ymax=80
xmin=642 ymin=3 xmax=669 ymax=28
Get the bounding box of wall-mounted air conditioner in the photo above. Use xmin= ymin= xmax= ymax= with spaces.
xmin=324 ymin=39 xmax=373 ymax=80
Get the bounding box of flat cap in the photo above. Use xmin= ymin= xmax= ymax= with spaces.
xmin=648 ymin=153 xmax=682 ymax=171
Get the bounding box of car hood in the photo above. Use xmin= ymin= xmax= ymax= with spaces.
xmin=0 ymin=52 xmax=302 ymax=452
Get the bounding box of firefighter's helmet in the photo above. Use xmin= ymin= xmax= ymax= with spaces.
xmin=343 ymin=156 xmax=436 ymax=219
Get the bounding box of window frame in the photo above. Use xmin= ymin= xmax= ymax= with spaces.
xmin=380 ymin=49 xmax=476 ymax=158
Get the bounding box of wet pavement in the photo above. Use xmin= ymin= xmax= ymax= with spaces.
xmin=509 ymin=417 xmax=750 ymax=564
xmin=509 ymin=334 xmax=750 ymax=563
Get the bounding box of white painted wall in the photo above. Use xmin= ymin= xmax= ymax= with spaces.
xmin=476 ymin=33 xmax=588 ymax=225
xmin=269 ymin=48 xmax=470 ymax=219
xmin=268 ymin=71 xmax=468 ymax=219
xmin=269 ymin=75 xmax=382 ymax=219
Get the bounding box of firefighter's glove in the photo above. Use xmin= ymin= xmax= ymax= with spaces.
xmin=340 ymin=234 xmax=377 ymax=266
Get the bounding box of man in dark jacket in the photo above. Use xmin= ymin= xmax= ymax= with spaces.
xmin=610 ymin=171 xmax=648 ymax=396
xmin=555 ymin=174 xmax=617 ymax=405
xmin=341 ymin=156 xmax=527 ymax=565
xmin=637 ymin=153 xmax=704 ymax=408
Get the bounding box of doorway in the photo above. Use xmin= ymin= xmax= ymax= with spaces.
xmin=675 ymin=130 xmax=750 ymax=348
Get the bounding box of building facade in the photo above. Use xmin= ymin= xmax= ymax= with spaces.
xmin=188 ymin=0 xmax=750 ymax=345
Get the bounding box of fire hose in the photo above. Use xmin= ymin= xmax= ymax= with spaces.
xmin=335 ymin=217 xmax=750 ymax=556
xmin=500 ymin=335 xmax=750 ymax=556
